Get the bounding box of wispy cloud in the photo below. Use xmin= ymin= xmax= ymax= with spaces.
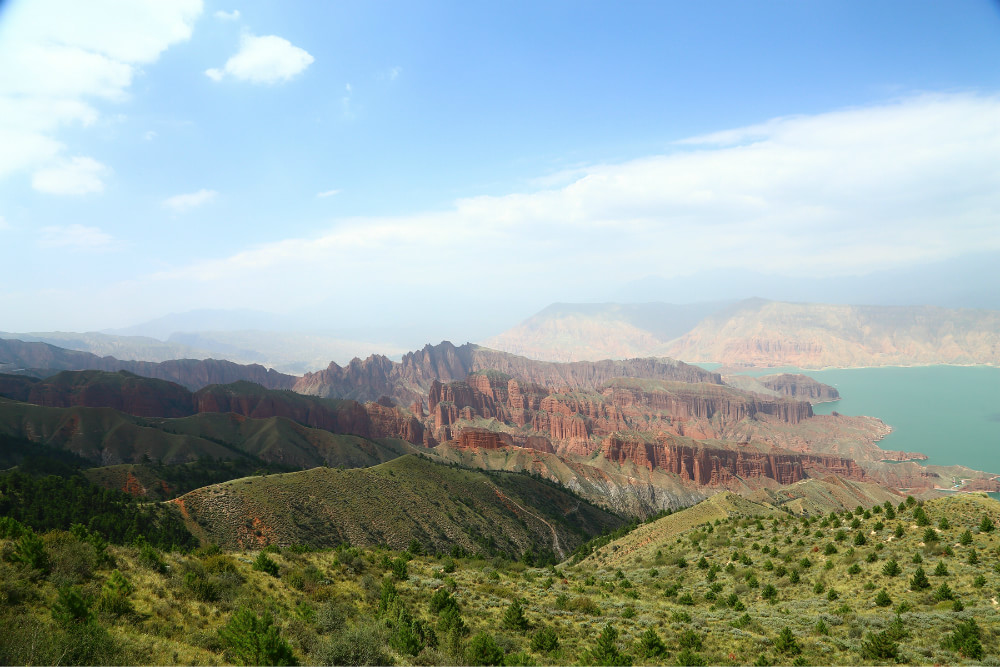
xmin=39 ymin=224 xmax=118 ymax=251
xmin=0 ymin=0 xmax=201 ymax=183
xmin=31 ymin=156 xmax=108 ymax=195
xmin=142 ymin=93 xmax=1000 ymax=316
xmin=316 ymin=189 xmax=341 ymax=198
xmin=162 ymin=188 xmax=218 ymax=213
xmin=214 ymin=9 xmax=240 ymax=21
xmin=388 ymin=66 xmax=402 ymax=81
xmin=205 ymin=33 xmax=314 ymax=84
xmin=0 ymin=215 xmax=10 ymax=231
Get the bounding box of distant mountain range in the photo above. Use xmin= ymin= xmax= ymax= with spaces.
xmin=485 ymin=298 xmax=1000 ymax=367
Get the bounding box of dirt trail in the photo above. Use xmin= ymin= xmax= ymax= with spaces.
xmin=486 ymin=482 xmax=565 ymax=560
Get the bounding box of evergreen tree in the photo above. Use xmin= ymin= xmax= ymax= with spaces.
xmin=638 ymin=628 xmax=667 ymax=660
xmin=860 ymin=631 xmax=899 ymax=662
xmin=979 ymin=515 xmax=995 ymax=533
xmin=12 ymin=530 xmax=49 ymax=573
xmin=773 ymin=627 xmax=801 ymax=656
xmin=942 ymin=619 xmax=984 ymax=660
xmin=933 ymin=561 xmax=948 ymax=576
xmin=52 ymin=585 xmax=93 ymax=627
xmin=882 ymin=559 xmax=901 ymax=577
xmin=218 ymin=608 xmax=297 ymax=666
xmin=587 ymin=623 xmax=631 ymax=666
xmin=531 ymin=626 xmax=559 ymax=654
xmin=252 ymin=552 xmax=279 ymax=577
xmin=875 ymin=589 xmax=892 ymax=607
xmin=910 ymin=566 xmax=930 ymax=590
xmin=501 ymin=598 xmax=529 ymax=632
xmin=933 ymin=582 xmax=955 ymax=601
xmin=959 ymin=529 xmax=973 ymax=545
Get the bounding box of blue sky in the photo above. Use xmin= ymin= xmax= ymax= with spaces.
xmin=1 ymin=0 xmax=999 ymax=340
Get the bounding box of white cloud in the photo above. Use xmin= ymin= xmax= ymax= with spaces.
xmin=0 ymin=0 xmax=202 ymax=182
xmin=142 ymin=93 xmax=1000 ymax=315
xmin=205 ymin=33 xmax=313 ymax=84
xmin=214 ymin=9 xmax=240 ymax=21
xmin=389 ymin=66 xmax=401 ymax=81
xmin=143 ymin=130 xmax=157 ymax=141
xmin=31 ymin=157 xmax=108 ymax=195
xmin=316 ymin=189 xmax=341 ymax=198
xmin=39 ymin=224 xmax=118 ymax=250
xmin=0 ymin=216 xmax=9 ymax=231
xmin=162 ymin=189 xmax=218 ymax=212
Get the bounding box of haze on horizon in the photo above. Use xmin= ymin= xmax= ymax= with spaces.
xmin=1 ymin=0 xmax=999 ymax=347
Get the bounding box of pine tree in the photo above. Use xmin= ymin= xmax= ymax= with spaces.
xmin=942 ymin=619 xmax=984 ymax=660
xmin=501 ymin=598 xmax=529 ymax=632
xmin=910 ymin=566 xmax=930 ymax=590
xmin=530 ymin=626 xmax=559 ymax=654
xmin=639 ymin=628 xmax=667 ymax=659
xmin=875 ymin=589 xmax=892 ymax=607
xmin=587 ymin=623 xmax=631 ymax=666
xmin=882 ymin=559 xmax=901 ymax=577
xmin=979 ymin=515 xmax=995 ymax=533
xmin=774 ymin=627 xmax=801 ymax=656
xmin=860 ymin=631 xmax=899 ymax=662
xmin=218 ymin=608 xmax=297 ymax=666
xmin=934 ymin=561 xmax=948 ymax=576
xmin=959 ymin=529 xmax=973 ymax=545
xmin=466 ymin=633 xmax=504 ymax=666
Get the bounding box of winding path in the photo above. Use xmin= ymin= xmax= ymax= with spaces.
xmin=486 ymin=481 xmax=565 ymax=560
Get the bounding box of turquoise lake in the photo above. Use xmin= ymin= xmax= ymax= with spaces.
xmin=716 ymin=365 xmax=1000 ymax=483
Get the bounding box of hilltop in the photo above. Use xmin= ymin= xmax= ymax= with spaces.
xmin=483 ymin=299 xmax=1000 ymax=368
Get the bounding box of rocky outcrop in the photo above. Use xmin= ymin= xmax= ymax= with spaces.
xmin=759 ymin=374 xmax=840 ymax=402
xmin=601 ymin=435 xmax=865 ymax=486
xmin=455 ymin=428 xmax=513 ymax=450
xmin=294 ymin=341 xmax=721 ymax=404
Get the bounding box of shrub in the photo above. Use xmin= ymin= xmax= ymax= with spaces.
xmin=875 ymin=589 xmax=892 ymax=607
xmin=677 ymin=629 xmax=703 ymax=651
xmin=979 ymin=515 xmax=995 ymax=533
xmin=882 ymin=559 xmax=901 ymax=577
xmin=52 ymin=585 xmax=92 ymax=626
xmin=860 ymin=631 xmax=899 ymax=662
xmin=847 ymin=563 xmax=861 ymax=575
xmin=501 ymin=598 xmax=529 ymax=632
xmin=12 ymin=531 xmax=49 ymax=574
xmin=933 ymin=561 xmax=948 ymax=576
xmin=853 ymin=532 xmax=867 ymax=547
xmin=959 ymin=530 xmax=973 ymax=545
xmin=639 ymin=628 xmax=667 ymax=659
xmin=910 ymin=566 xmax=930 ymax=590
xmin=531 ymin=626 xmax=559 ymax=654
xmin=390 ymin=557 xmax=409 ymax=581
xmin=774 ymin=627 xmax=801 ymax=656
xmin=97 ymin=569 xmax=134 ymax=617
xmin=676 ymin=648 xmax=706 ymax=666
xmin=316 ymin=622 xmax=390 ymax=666
xmin=923 ymin=527 xmax=939 ymax=543
xmin=218 ymin=608 xmax=297 ymax=666
xmin=587 ymin=623 xmax=631 ymax=666
xmin=933 ymin=582 xmax=955 ymax=601
xmin=253 ymin=552 xmax=280 ymax=577
xmin=942 ymin=619 xmax=983 ymax=660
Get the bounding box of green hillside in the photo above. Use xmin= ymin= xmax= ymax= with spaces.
xmin=1 ymin=490 xmax=996 ymax=665
xmin=175 ymin=454 xmax=625 ymax=557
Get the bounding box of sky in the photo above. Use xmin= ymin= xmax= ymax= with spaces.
xmin=1 ymin=0 xmax=999 ymax=343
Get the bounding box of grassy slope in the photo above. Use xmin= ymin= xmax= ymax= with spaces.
xmin=2 ymin=493 xmax=997 ymax=666
xmin=174 ymin=454 xmax=625 ymax=555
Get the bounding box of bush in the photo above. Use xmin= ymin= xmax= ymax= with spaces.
xmin=882 ymin=559 xmax=900 ymax=577
xmin=501 ymin=598 xmax=529 ymax=632
xmin=12 ymin=531 xmax=49 ymax=574
xmin=253 ymin=552 xmax=280 ymax=577
xmin=52 ymin=585 xmax=92 ymax=627
xmin=933 ymin=561 xmax=948 ymax=576
xmin=874 ymin=589 xmax=892 ymax=607
xmin=390 ymin=557 xmax=409 ymax=581
xmin=860 ymin=630 xmax=899 ymax=662
xmin=774 ymin=627 xmax=801 ymax=656
xmin=979 ymin=515 xmax=995 ymax=533
xmin=587 ymin=623 xmax=631 ymax=666
xmin=97 ymin=569 xmax=134 ymax=617
xmin=218 ymin=608 xmax=297 ymax=665
xmin=676 ymin=648 xmax=706 ymax=666
xmin=531 ymin=626 xmax=559 ymax=654
xmin=910 ymin=566 xmax=930 ymax=590
xmin=933 ymin=582 xmax=955 ymax=601
xmin=942 ymin=619 xmax=983 ymax=660
xmin=316 ymin=622 xmax=391 ymax=666
xmin=466 ymin=632 xmax=504 ymax=666
xmin=638 ymin=628 xmax=667 ymax=659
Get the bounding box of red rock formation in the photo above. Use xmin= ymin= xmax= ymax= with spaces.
xmin=759 ymin=374 xmax=840 ymax=402
xmin=601 ymin=435 xmax=865 ymax=486
xmin=455 ymin=428 xmax=513 ymax=450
